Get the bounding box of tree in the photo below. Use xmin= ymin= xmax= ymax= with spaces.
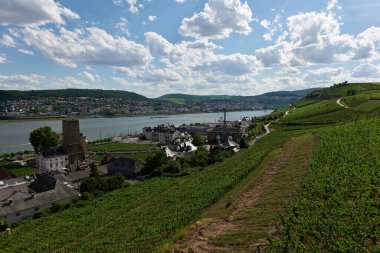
xmin=144 ymin=151 xmax=168 ymax=174
xmin=89 ymin=162 xmax=99 ymax=177
xmin=0 ymin=219 xmax=9 ymax=231
xmin=29 ymin=126 xmax=59 ymax=153
xmin=240 ymin=138 xmax=249 ymax=149
xmin=191 ymin=147 xmax=209 ymax=167
xmin=192 ymin=132 xmax=205 ymax=146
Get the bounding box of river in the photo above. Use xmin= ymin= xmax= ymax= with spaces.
xmin=0 ymin=110 xmax=271 ymax=153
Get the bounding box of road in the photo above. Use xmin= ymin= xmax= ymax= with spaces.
xmin=337 ymin=98 xmax=349 ymax=108
xmin=249 ymin=123 xmax=271 ymax=145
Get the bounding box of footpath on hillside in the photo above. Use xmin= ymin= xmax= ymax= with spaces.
xmin=173 ymin=134 xmax=316 ymax=253
xmin=336 ymin=97 xmax=349 ymax=108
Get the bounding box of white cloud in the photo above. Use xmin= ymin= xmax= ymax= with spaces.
xmin=0 ymin=34 xmax=16 ymax=47
xmin=0 ymin=74 xmax=45 ymax=89
xmin=175 ymin=0 xmax=187 ymax=3
xmin=287 ymin=12 xmax=340 ymax=47
xmin=303 ymin=67 xmax=347 ymax=84
xmin=193 ymin=53 xmax=260 ymax=76
xmin=352 ymin=63 xmax=380 ymax=78
xmin=112 ymin=0 xmax=143 ymax=14
xmin=255 ymin=8 xmax=379 ymax=68
xmin=0 ymin=54 xmax=6 ymax=64
xmin=18 ymin=49 xmax=34 ymax=55
xmin=0 ymin=0 xmax=79 ymax=27
xmin=49 ymin=76 xmax=104 ymax=89
xmin=179 ymin=0 xmax=252 ymax=39
xmin=79 ymin=71 xmax=100 ymax=82
xmin=357 ymin=27 xmax=380 ymax=45
xmin=116 ymin=17 xmax=130 ymax=36
xmin=22 ymin=26 xmax=152 ymax=68
xmin=260 ymin=19 xmax=271 ymax=30
xmin=148 ymin=16 xmax=157 ymax=22
xmin=261 ymin=14 xmax=282 ymax=41
xmin=327 ymin=0 xmax=341 ymax=13
xmin=144 ymin=32 xmax=173 ymax=56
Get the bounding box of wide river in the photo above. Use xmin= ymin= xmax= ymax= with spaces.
xmin=0 ymin=110 xmax=271 ymax=153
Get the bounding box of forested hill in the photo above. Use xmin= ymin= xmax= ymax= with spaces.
xmin=0 ymin=89 xmax=149 ymax=101
xmin=156 ymin=88 xmax=320 ymax=105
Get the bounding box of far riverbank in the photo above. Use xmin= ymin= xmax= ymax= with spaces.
xmin=0 ymin=110 xmax=272 ymax=153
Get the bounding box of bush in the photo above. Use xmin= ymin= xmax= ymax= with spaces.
xmin=0 ymin=219 xmax=9 ymax=231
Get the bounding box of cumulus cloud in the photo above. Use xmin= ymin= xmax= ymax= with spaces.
xmin=0 ymin=74 xmax=45 ymax=89
xmin=255 ymin=8 xmax=379 ymax=68
xmin=0 ymin=34 xmax=16 ymax=47
xmin=303 ymin=67 xmax=347 ymax=84
xmin=144 ymin=32 xmax=173 ymax=56
xmin=194 ymin=53 xmax=260 ymax=76
xmin=352 ymin=63 xmax=380 ymax=78
xmin=0 ymin=0 xmax=79 ymax=27
xmin=179 ymin=0 xmax=252 ymax=39
xmin=287 ymin=12 xmax=340 ymax=47
xmin=21 ymin=26 xmax=151 ymax=68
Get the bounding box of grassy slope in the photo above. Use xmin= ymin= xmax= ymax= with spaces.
xmin=0 ymin=131 xmax=294 ymax=252
xmin=204 ymin=134 xmax=316 ymax=251
xmin=87 ymin=142 xmax=159 ymax=151
xmin=1 ymin=82 xmax=378 ymax=252
xmin=157 ymin=88 xmax=320 ymax=105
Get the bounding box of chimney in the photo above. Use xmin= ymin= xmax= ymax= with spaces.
xmin=223 ymin=108 xmax=227 ymax=128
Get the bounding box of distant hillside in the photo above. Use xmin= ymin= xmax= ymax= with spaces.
xmin=157 ymin=88 xmax=320 ymax=107
xmin=0 ymin=89 xmax=149 ymax=101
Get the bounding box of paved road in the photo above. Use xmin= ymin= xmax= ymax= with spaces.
xmin=337 ymin=98 xmax=349 ymax=108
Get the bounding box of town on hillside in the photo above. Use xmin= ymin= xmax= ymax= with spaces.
xmin=0 ymin=110 xmax=257 ymax=224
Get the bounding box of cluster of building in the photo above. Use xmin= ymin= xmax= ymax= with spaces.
xmin=143 ymin=110 xmax=245 ymax=153
xmin=0 ymin=112 xmax=252 ymax=223
xmin=0 ymin=119 xmax=90 ymax=223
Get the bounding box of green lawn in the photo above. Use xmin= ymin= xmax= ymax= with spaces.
xmin=91 ymin=152 xmax=155 ymax=162
xmin=0 ymin=161 xmax=38 ymax=176
xmin=87 ymin=142 xmax=159 ymax=151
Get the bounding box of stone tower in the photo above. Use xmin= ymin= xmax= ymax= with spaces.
xmin=62 ymin=119 xmax=86 ymax=166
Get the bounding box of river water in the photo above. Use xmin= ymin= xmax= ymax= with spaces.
xmin=0 ymin=110 xmax=271 ymax=153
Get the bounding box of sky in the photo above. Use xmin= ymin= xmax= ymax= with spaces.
xmin=0 ymin=0 xmax=379 ymax=98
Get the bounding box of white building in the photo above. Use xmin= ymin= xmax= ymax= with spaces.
xmin=38 ymin=154 xmax=69 ymax=174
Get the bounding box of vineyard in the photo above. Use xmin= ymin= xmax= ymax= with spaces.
xmin=0 ymin=82 xmax=379 ymax=252
xmin=270 ymin=118 xmax=380 ymax=252
xmin=0 ymin=131 xmax=294 ymax=252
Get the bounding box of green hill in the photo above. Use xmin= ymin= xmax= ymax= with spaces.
xmin=0 ymin=83 xmax=378 ymax=252
xmin=157 ymin=88 xmax=320 ymax=107
xmin=0 ymin=89 xmax=149 ymax=101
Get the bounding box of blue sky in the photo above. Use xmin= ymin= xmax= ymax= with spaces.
xmin=0 ymin=0 xmax=379 ymax=97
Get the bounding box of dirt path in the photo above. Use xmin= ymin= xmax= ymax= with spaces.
xmin=249 ymin=123 xmax=271 ymax=145
xmin=173 ymin=135 xmax=315 ymax=253
xmin=337 ymin=97 xmax=349 ymax=108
